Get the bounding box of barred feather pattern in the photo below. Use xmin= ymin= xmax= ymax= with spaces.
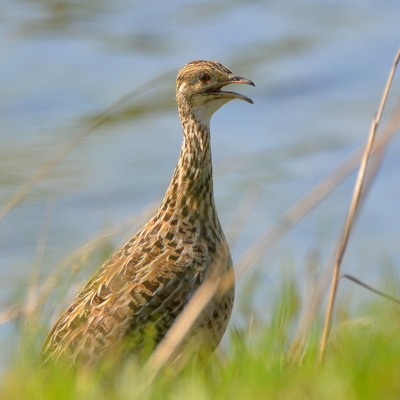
xmin=41 ymin=60 xmax=254 ymax=368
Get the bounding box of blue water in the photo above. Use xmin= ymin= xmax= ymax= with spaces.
xmin=1 ymin=0 xmax=400 ymax=369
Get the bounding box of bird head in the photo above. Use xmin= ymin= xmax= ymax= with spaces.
xmin=176 ymin=60 xmax=254 ymax=120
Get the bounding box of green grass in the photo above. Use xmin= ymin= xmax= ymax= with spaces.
xmin=2 ymin=278 xmax=400 ymax=400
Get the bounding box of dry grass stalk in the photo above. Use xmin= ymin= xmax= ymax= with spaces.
xmin=0 ymin=305 xmax=20 ymax=325
xmin=0 ymin=72 xmax=172 ymax=223
xmin=226 ymin=186 xmax=262 ymax=248
xmin=24 ymin=199 xmax=56 ymax=325
xmin=235 ymin=114 xmax=400 ymax=280
xmin=289 ymin=109 xmax=400 ymax=365
xmin=0 ymin=203 xmax=156 ymax=327
xmin=340 ymin=274 xmax=400 ymax=305
xmin=143 ymin=252 xmax=230 ymax=384
xmin=318 ymin=49 xmax=400 ymax=362
xmin=36 ymin=203 xmax=157 ymax=314
xmin=289 ymin=55 xmax=400 ymax=365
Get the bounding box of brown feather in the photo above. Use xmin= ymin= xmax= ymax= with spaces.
xmin=41 ymin=60 xmax=253 ymax=368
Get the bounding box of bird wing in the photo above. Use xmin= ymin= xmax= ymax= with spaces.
xmin=41 ymin=234 xmax=209 ymax=366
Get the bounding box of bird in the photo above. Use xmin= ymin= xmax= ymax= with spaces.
xmin=41 ymin=60 xmax=254 ymax=369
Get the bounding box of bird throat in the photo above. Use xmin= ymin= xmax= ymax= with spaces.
xmin=159 ymin=110 xmax=216 ymax=222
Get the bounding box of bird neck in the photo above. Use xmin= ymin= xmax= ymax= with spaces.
xmin=159 ymin=106 xmax=216 ymax=220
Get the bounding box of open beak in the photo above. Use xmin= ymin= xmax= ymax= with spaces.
xmin=209 ymin=75 xmax=255 ymax=104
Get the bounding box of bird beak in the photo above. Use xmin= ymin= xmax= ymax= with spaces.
xmin=216 ymin=75 xmax=255 ymax=104
xmin=230 ymin=76 xmax=255 ymax=87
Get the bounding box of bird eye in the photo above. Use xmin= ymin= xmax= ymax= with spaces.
xmin=199 ymin=73 xmax=211 ymax=83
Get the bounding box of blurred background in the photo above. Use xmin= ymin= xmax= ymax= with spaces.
xmin=1 ymin=0 xmax=400 ymax=372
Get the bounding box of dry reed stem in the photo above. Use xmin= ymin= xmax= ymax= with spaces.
xmin=0 ymin=305 xmax=20 ymax=325
xmin=236 ymin=113 xmax=400 ymax=280
xmin=24 ymin=199 xmax=55 ymax=322
xmin=318 ymin=49 xmax=400 ymax=363
xmin=143 ymin=253 xmax=229 ymax=384
xmin=288 ymin=109 xmax=400 ymax=365
xmin=340 ymin=274 xmax=400 ymax=305
xmin=36 ymin=204 xmax=157 ymax=319
xmin=0 ymin=71 xmax=172 ymax=223
xmin=0 ymin=203 xmax=156 ymax=326
xmin=226 ymin=186 xmax=262 ymax=248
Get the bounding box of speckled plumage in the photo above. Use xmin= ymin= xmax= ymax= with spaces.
xmin=41 ymin=60 xmax=254 ymax=368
